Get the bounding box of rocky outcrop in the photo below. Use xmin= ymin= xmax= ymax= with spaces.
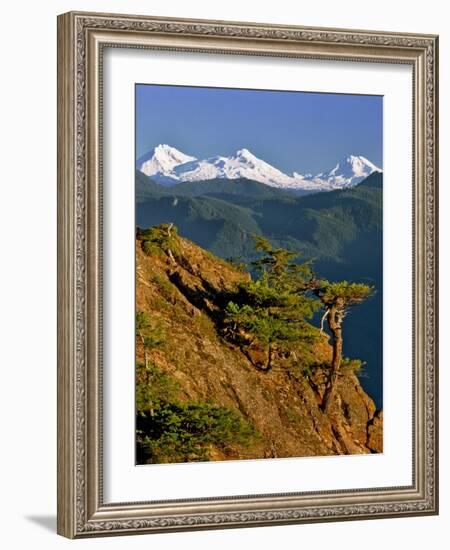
xmin=136 ymin=233 xmax=383 ymax=460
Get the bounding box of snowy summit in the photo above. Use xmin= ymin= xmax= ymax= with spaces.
xmin=312 ymin=155 xmax=381 ymax=189
xmin=136 ymin=145 xmax=382 ymax=192
xmin=171 ymin=148 xmax=296 ymax=188
xmin=137 ymin=144 xmax=197 ymax=185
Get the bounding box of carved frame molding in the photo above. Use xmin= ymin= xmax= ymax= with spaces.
xmin=57 ymin=11 xmax=438 ymax=538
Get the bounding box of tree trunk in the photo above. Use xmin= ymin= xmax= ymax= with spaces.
xmin=166 ymin=248 xmax=176 ymax=264
xmin=322 ymin=302 xmax=344 ymax=414
xmin=138 ymin=330 xmax=149 ymax=369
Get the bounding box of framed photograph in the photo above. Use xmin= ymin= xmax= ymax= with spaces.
xmin=57 ymin=11 xmax=439 ymax=538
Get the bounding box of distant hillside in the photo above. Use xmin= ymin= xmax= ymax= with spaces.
xmin=137 ymin=171 xmax=382 ymax=264
xmin=136 ymin=228 xmax=382 ymax=464
xmin=136 ymin=172 xmax=309 ymax=200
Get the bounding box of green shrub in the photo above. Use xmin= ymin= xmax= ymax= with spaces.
xmin=140 ymin=223 xmax=180 ymax=258
xmin=341 ymin=357 xmax=365 ymax=376
xmin=151 ymin=275 xmax=177 ymax=303
xmin=136 ymin=310 xmax=166 ymax=349
xmin=136 ymin=363 xmax=180 ymax=415
xmin=137 ymin=398 xmax=257 ymax=464
xmin=136 ymin=360 xmax=257 ymax=464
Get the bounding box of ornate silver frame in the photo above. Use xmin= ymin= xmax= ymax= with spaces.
xmin=57 ymin=11 xmax=439 ymax=538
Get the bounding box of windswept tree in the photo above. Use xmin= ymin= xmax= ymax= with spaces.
xmin=251 ymin=236 xmax=315 ymax=292
xmin=139 ymin=223 xmax=179 ymax=263
xmin=223 ymin=236 xmax=319 ymax=370
xmin=313 ymin=281 xmax=374 ymax=413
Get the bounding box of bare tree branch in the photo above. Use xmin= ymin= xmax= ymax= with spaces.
xmin=320 ymin=308 xmax=330 ymax=333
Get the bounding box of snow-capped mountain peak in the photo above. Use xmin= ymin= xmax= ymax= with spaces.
xmin=235 ymin=148 xmax=256 ymax=161
xmin=137 ymin=144 xmax=197 ymax=180
xmin=170 ymin=147 xmax=295 ymax=187
xmin=318 ymin=155 xmax=381 ymax=188
xmin=136 ymin=144 xmax=382 ymax=192
xmin=330 ymin=155 xmax=379 ymax=176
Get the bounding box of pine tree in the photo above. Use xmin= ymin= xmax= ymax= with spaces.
xmin=313 ymin=281 xmax=373 ymax=413
xmin=224 ymin=236 xmax=319 ymax=370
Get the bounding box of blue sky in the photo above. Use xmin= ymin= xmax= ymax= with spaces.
xmin=136 ymin=84 xmax=382 ymax=175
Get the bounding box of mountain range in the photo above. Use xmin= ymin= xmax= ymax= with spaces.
xmin=136 ymin=144 xmax=382 ymax=192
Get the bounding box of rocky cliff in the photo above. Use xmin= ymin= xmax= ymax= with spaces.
xmin=136 ymin=228 xmax=383 ymax=463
